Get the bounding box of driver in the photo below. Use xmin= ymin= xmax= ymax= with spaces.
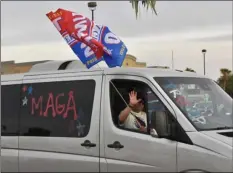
xmin=118 ymin=90 xmax=147 ymax=132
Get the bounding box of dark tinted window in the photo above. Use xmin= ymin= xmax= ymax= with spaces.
xmin=19 ymin=80 xmax=95 ymax=138
xmin=1 ymin=85 xmax=21 ymax=136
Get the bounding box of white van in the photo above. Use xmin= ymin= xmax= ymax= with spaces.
xmin=1 ymin=60 xmax=232 ymax=172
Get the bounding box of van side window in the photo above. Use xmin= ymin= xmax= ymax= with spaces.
xmin=110 ymin=79 xmax=169 ymax=135
xmin=110 ymin=79 xmax=193 ymax=144
xmin=110 ymin=79 xmax=147 ymax=134
xmin=1 ymin=85 xmax=21 ymax=136
xmin=19 ymin=80 xmax=96 ymax=138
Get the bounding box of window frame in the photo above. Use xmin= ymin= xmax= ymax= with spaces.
xmin=108 ymin=76 xmax=177 ymax=136
xmin=109 ymin=79 xmax=150 ymax=135
xmin=107 ymin=75 xmax=193 ymax=145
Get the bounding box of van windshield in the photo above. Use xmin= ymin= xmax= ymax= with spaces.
xmin=154 ymin=77 xmax=233 ymax=131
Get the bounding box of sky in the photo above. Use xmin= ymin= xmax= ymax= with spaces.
xmin=1 ymin=1 xmax=232 ymax=80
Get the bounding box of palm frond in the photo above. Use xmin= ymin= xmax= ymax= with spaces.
xmin=130 ymin=0 xmax=157 ymax=19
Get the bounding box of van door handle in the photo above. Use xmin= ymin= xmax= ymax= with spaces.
xmin=107 ymin=141 xmax=124 ymax=149
xmin=81 ymin=140 xmax=96 ymax=148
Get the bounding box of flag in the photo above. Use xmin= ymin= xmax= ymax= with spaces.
xmin=101 ymin=26 xmax=127 ymax=67
xmin=46 ymin=8 xmax=128 ymax=68
xmin=46 ymin=10 xmax=102 ymax=68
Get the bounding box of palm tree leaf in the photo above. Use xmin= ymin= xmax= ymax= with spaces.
xmin=130 ymin=0 xmax=139 ymax=18
xmin=149 ymin=0 xmax=157 ymax=15
xmin=130 ymin=0 xmax=157 ymax=18
xmin=142 ymin=0 xmax=146 ymax=6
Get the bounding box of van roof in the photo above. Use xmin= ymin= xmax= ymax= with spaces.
xmin=104 ymin=67 xmax=205 ymax=78
xmin=1 ymin=67 xmax=207 ymax=82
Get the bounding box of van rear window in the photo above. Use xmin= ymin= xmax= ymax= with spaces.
xmin=19 ymin=79 xmax=95 ymax=138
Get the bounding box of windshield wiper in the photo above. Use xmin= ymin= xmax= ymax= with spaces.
xmin=214 ymin=126 xmax=233 ymax=130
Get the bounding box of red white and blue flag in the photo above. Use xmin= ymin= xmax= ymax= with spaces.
xmin=46 ymin=8 xmax=128 ymax=68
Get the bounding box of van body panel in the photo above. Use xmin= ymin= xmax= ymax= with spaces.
xmin=177 ymin=131 xmax=233 ymax=172
xmin=1 ymin=137 xmax=18 ymax=149
xmin=101 ymin=68 xmax=207 ymax=79
xmin=177 ymin=141 xmax=232 ymax=172
xmin=18 ymin=137 xmax=98 ymax=156
xmin=23 ymin=70 xmax=103 ymax=80
xmin=201 ymin=130 xmax=233 ymax=147
xmin=21 ymin=69 xmax=102 ymax=78
xmin=18 ymin=73 xmax=102 ymax=172
xmin=100 ymin=158 xmax=108 ymax=172
xmin=104 ymin=126 xmax=177 ymax=172
xmin=103 ymin=75 xmax=177 ymax=172
xmin=106 ymin=158 xmax=158 ymax=172
xmin=2 ymin=67 xmax=207 ymax=82
xmin=1 ymin=149 xmax=19 ymax=172
xmin=19 ymin=150 xmax=99 ymax=172
xmin=187 ymin=131 xmax=233 ymax=158
xmin=100 ymin=74 xmax=106 ymax=159
xmin=1 ymin=74 xmax=24 ymax=82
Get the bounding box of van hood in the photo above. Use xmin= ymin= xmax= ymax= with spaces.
xmin=188 ymin=130 xmax=233 ymax=159
xmin=201 ymin=130 xmax=233 ymax=147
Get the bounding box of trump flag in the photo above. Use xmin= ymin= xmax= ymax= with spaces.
xmin=46 ymin=8 xmax=128 ymax=68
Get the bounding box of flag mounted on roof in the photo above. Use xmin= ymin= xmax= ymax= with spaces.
xmin=46 ymin=8 xmax=128 ymax=69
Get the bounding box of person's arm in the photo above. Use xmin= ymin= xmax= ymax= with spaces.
xmin=119 ymin=105 xmax=133 ymax=123
xmin=119 ymin=90 xmax=141 ymax=124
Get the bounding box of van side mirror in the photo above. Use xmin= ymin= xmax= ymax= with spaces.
xmin=150 ymin=128 xmax=159 ymax=138
xmin=150 ymin=111 xmax=176 ymax=139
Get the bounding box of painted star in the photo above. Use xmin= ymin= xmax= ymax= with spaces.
xmin=22 ymin=96 xmax=28 ymax=106
xmin=76 ymin=122 xmax=86 ymax=137
xmin=22 ymin=85 xmax=27 ymax=92
xmin=28 ymin=86 xmax=33 ymax=95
